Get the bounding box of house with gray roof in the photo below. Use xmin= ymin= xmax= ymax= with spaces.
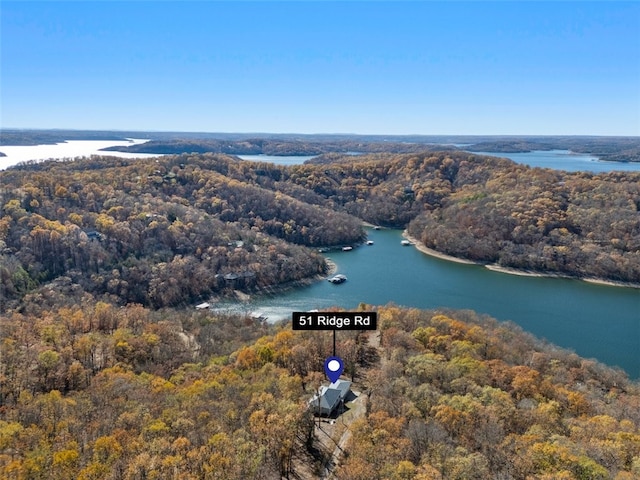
xmin=309 ymin=379 xmax=352 ymax=417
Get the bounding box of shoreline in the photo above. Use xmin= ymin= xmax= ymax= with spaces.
xmin=402 ymin=231 xmax=640 ymax=289
xmin=483 ymin=264 xmax=567 ymax=279
xmin=582 ymin=277 xmax=640 ymax=289
xmin=210 ymin=257 xmax=338 ymax=306
xmin=324 ymin=257 xmax=338 ymax=276
xmin=402 ymin=232 xmax=477 ymax=265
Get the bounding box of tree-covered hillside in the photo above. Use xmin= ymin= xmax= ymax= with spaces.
xmin=0 ymin=154 xmax=364 ymax=310
xmin=1 ymin=304 xmax=639 ymax=479
xmin=1 ymin=146 xmax=640 ymax=478
xmin=1 ymin=150 xmax=639 ymax=314
xmin=282 ymin=152 xmax=640 ymax=283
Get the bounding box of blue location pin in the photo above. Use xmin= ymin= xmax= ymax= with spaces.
xmin=324 ymin=356 xmax=344 ymax=383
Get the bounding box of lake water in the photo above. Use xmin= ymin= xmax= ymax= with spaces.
xmin=472 ymin=149 xmax=640 ymax=173
xmin=241 ymin=149 xmax=640 ymax=173
xmin=4 ymin=141 xmax=639 ymax=174
xmin=214 ymin=228 xmax=640 ymax=379
xmin=0 ymin=139 xmax=159 ymax=170
xmin=237 ymin=154 xmax=318 ymax=165
xmin=2 ymin=140 xmax=639 ymax=377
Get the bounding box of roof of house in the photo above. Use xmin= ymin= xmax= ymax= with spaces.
xmin=329 ymin=379 xmax=351 ymax=399
xmin=309 ymin=379 xmax=352 ymax=415
xmin=316 ymin=387 xmax=341 ymax=412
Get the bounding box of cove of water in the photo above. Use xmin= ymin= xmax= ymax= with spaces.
xmin=213 ymin=228 xmax=640 ymax=379
xmin=2 ymin=140 xmax=639 ymax=377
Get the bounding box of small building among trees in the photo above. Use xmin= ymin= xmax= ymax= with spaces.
xmin=309 ymin=379 xmax=352 ymax=417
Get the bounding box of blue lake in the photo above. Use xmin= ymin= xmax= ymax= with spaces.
xmin=3 ymin=141 xmax=639 ymax=378
xmin=214 ymin=228 xmax=640 ymax=379
xmin=241 ymin=149 xmax=640 ymax=174
xmin=472 ymin=149 xmax=640 ymax=173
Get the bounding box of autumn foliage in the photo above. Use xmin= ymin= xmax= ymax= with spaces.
xmin=1 ymin=150 xmax=639 ymax=314
xmin=336 ymin=306 xmax=640 ymax=480
xmin=1 ymin=303 xmax=640 ymax=478
xmin=1 ymin=146 xmax=639 ymax=478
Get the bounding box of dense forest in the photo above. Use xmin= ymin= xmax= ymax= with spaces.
xmin=1 ymin=303 xmax=639 ymax=479
xmin=0 ymin=154 xmax=364 ymax=310
xmin=1 ymin=149 xmax=639 ymax=314
xmin=101 ymin=138 xmax=456 ymax=156
xmin=285 ymin=152 xmax=640 ymax=283
xmin=1 ymin=142 xmax=640 ymax=478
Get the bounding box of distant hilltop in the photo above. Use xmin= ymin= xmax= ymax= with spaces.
xmin=1 ymin=129 xmax=639 ymax=162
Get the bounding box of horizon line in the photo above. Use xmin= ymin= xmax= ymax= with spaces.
xmin=1 ymin=127 xmax=639 ymax=139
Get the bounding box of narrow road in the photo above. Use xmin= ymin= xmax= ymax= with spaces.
xmin=319 ymin=391 xmax=367 ymax=479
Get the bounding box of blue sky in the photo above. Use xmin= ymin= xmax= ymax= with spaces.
xmin=2 ymin=1 xmax=639 ymax=135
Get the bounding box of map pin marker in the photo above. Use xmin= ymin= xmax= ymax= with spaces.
xmin=324 ymin=356 xmax=344 ymax=383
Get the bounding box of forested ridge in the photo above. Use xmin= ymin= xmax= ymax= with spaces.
xmin=464 ymin=137 xmax=640 ymax=163
xmin=0 ymin=131 xmax=128 ymax=147
xmin=0 ymin=154 xmax=364 ymax=310
xmin=1 ymin=150 xmax=639 ymax=313
xmin=284 ymin=152 xmax=640 ymax=283
xmin=4 ymin=129 xmax=639 ymax=161
xmin=102 ymin=136 xmax=640 ymax=163
xmin=1 ymin=304 xmax=640 ymax=479
xmin=1 ymin=149 xmax=640 ymax=478
xmin=101 ymin=138 xmax=455 ymax=156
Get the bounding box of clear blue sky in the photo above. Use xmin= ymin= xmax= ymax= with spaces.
xmin=2 ymin=1 xmax=639 ymax=135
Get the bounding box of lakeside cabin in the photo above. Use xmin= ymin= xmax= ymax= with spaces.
xmin=309 ymin=379 xmax=352 ymax=417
